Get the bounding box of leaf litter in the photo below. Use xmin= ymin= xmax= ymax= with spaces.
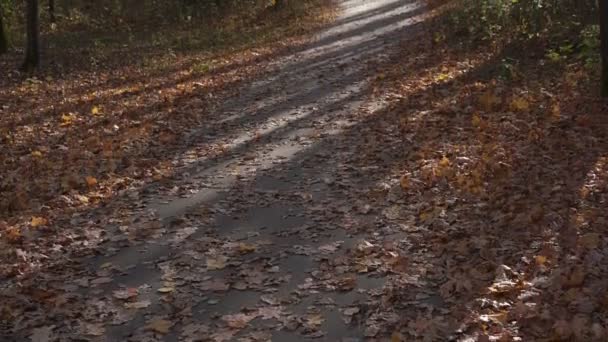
xmin=3 ymin=0 xmax=608 ymax=341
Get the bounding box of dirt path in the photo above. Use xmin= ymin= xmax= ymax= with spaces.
xmin=7 ymin=1 xmax=432 ymax=341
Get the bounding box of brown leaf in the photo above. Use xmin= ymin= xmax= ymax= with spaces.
xmin=85 ymin=176 xmax=98 ymax=187
xmin=206 ymin=255 xmax=229 ymax=270
xmin=125 ymin=300 xmax=151 ymax=309
xmin=579 ymin=233 xmax=600 ymax=249
xmin=146 ymin=319 xmax=173 ymax=334
xmin=399 ymin=174 xmax=410 ymax=190
xmin=222 ymin=313 xmax=257 ymax=329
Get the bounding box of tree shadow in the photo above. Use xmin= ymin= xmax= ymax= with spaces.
xmin=12 ymin=1 xmax=600 ymax=340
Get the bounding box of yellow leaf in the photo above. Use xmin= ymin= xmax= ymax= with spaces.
xmin=31 ymin=216 xmax=48 ymax=227
xmin=91 ymin=106 xmax=101 ymax=115
xmin=146 ymin=319 xmax=172 ymax=334
xmin=85 ymin=176 xmax=98 ymax=187
xmin=31 ymin=150 xmax=43 ymax=158
xmin=435 ymin=73 xmax=450 ymax=82
xmin=439 ymin=156 xmax=450 ymax=167
xmin=535 ymin=255 xmax=548 ymax=266
xmin=510 ymin=97 xmax=530 ymax=112
xmin=61 ymin=113 xmax=75 ymax=126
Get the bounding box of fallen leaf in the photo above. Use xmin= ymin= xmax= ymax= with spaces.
xmin=222 ymin=312 xmax=257 ymax=329
xmin=305 ymin=314 xmax=324 ymax=328
xmin=125 ymin=300 xmax=151 ymax=309
xmin=510 ymin=96 xmax=530 ymax=112
xmin=157 ymin=286 xmax=175 ymax=293
xmin=579 ymin=233 xmax=600 ymax=249
xmin=238 ymin=243 xmax=257 ymax=254
xmin=146 ymin=319 xmax=173 ymax=334
xmin=113 ymin=288 xmax=138 ymax=300
xmin=206 ymin=255 xmax=229 ymax=270
xmin=400 ymin=174 xmax=410 ymax=190
xmin=31 ymin=216 xmax=48 ymax=227
xmin=258 ymin=306 xmax=283 ymax=320
xmin=84 ymin=323 xmax=105 ymax=336
xmin=85 ymin=176 xmax=98 ymax=187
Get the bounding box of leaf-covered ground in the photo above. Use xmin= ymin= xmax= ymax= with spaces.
xmin=2 ymin=0 xmax=608 ymax=341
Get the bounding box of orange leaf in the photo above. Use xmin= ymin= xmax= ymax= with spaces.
xmin=31 ymin=216 xmax=48 ymax=227
xmin=85 ymin=176 xmax=98 ymax=187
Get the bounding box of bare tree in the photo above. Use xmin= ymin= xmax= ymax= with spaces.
xmin=22 ymin=0 xmax=40 ymax=72
xmin=601 ymin=0 xmax=608 ymax=96
xmin=0 ymin=4 xmax=7 ymax=54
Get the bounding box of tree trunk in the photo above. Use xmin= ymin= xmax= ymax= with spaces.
xmin=601 ymin=0 xmax=608 ymax=96
xmin=49 ymin=0 xmax=55 ymax=23
xmin=22 ymin=0 xmax=40 ymax=72
xmin=0 ymin=5 xmax=7 ymax=55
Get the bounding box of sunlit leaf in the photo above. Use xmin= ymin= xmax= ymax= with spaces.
xmin=91 ymin=106 xmax=101 ymax=115
xmin=31 ymin=216 xmax=48 ymax=227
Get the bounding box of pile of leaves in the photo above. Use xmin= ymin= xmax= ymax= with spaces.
xmin=366 ymin=2 xmax=608 ymax=340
